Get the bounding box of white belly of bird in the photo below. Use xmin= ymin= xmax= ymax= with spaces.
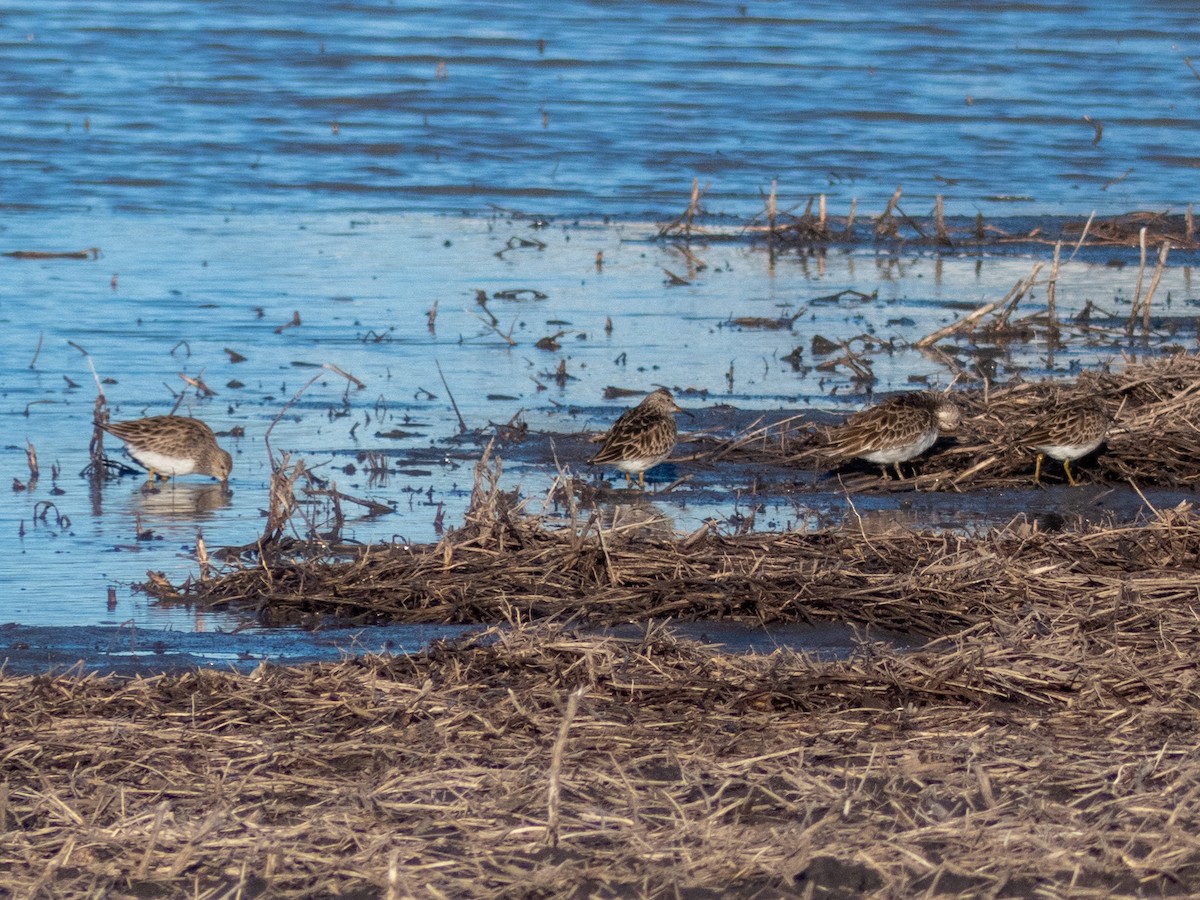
xmin=1036 ymin=438 xmax=1104 ymax=461
xmin=616 ymin=455 xmax=666 ymax=474
xmin=129 ymin=447 xmax=198 ymax=476
xmin=861 ymin=431 xmax=937 ymax=465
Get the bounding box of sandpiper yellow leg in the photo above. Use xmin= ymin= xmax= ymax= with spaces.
xmin=1033 ymin=453 xmax=1044 ymax=486
xmin=893 ymin=463 xmax=904 ymax=480
xmin=638 ymin=470 xmax=646 ymax=490
xmin=1063 ymin=459 xmax=1078 ymax=487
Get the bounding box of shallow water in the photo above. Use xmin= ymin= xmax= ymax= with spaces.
xmin=0 ymin=619 xmax=915 ymax=676
xmin=4 ymin=213 xmax=1195 ymax=633
xmin=3 ymin=2 xmax=1200 ymax=649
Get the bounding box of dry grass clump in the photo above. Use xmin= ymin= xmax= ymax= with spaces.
xmin=3 ymin=615 xmax=1200 ymax=898
xmin=145 ymin=494 xmax=1200 ymax=641
xmin=1064 ymin=209 xmax=1196 ymax=248
xmin=662 ymin=183 xmax=1197 ymax=251
xmin=715 ymin=352 xmax=1200 ymax=489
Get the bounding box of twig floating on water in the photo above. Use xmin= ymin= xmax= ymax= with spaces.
xmin=915 ymin=301 xmax=998 ymax=349
xmin=275 ymin=311 xmax=302 ymax=334
xmin=323 ymin=363 xmax=365 ymax=390
xmin=3 ymin=247 xmax=99 ymax=260
xmin=29 ymin=332 xmax=43 ymax=370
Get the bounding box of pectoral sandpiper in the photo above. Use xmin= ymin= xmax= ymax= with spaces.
xmin=101 ymin=415 xmax=233 ymax=483
xmin=590 ymin=388 xmax=689 ymax=489
xmin=823 ymin=391 xmax=961 ymax=479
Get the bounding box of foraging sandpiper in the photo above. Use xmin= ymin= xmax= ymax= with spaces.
xmin=101 ymin=415 xmax=233 ymax=483
xmin=823 ymin=391 xmax=961 ymax=479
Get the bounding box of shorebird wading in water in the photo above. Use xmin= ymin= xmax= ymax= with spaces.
xmin=101 ymin=415 xmax=233 ymax=483
xmin=590 ymin=388 xmax=689 ymax=489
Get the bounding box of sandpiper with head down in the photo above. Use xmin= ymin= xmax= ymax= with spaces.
xmin=101 ymin=415 xmax=233 ymax=483
xmin=590 ymin=388 xmax=689 ymax=489
xmin=1018 ymin=398 xmax=1110 ymax=486
xmin=822 ymin=391 xmax=961 ymax=479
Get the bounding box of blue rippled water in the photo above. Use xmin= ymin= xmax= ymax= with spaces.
xmin=2 ymin=1 xmax=1198 ymax=218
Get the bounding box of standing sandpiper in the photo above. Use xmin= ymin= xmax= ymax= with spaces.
xmin=822 ymin=391 xmax=961 ymax=479
xmin=1018 ymin=398 xmax=1110 ymax=486
xmin=590 ymin=388 xmax=689 ymax=489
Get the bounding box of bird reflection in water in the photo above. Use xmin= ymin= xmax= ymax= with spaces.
xmin=129 ymin=481 xmax=233 ymax=519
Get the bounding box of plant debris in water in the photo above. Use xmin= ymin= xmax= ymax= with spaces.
xmin=712 ymin=353 xmax=1200 ymax=490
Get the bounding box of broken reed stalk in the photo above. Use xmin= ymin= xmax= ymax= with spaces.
xmin=1141 ymin=243 xmax=1171 ymax=334
xmin=546 ymin=686 xmax=585 ymax=848
xmin=264 ymin=372 xmax=322 ymax=474
xmin=916 ymin=300 xmax=998 ymax=348
xmin=25 ymin=441 xmax=39 ymax=483
xmin=935 ymin=194 xmax=950 ymax=245
xmin=1047 ymin=241 xmax=1061 ymax=329
xmin=767 ymin=178 xmax=777 ymax=238
xmin=196 ymin=531 xmax=210 ymax=581
xmin=176 ymin=370 xmax=216 ymax=403
xmin=1188 ymin=203 xmax=1195 ymax=244
xmin=1068 ymin=210 xmax=1095 ymax=262
xmin=80 ymin=351 xmax=110 ymax=478
xmin=469 ymin=310 xmax=518 ymax=346
xmin=688 ymin=178 xmax=702 ymax=232
xmin=435 ymin=359 xmax=468 ymax=434
xmin=994 ymin=261 xmax=1043 ymax=328
xmin=842 ymin=197 xmax=857 ymax=240
xmin=322 ymin=363 xmax=365 ymax=391
xmin=874 ymin=185 xmax=902 ymax=238
xmin=1128 ymin=227 xmax=1149 ymax=332
xmin=916 ymin=261 xmax=1040 ymax=347
xmin=263 ymin=453 xmax=306 ymax=544
xmin=29 ymin=332 xmax=43 ymax=369
xmin=658 ymin=178 xmax=708 ymax=240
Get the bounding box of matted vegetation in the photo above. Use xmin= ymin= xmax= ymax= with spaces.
xmin=3 ymin=606 xmax=1200 ymax=897
xmin=662 ymin=180 xmax=1199 ymax=252
xmin=132 ymin=355 xmax=1200 ymax=632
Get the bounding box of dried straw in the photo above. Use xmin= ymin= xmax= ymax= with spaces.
xmin=4 ymin=605 xmax=1200 ymax=897
xmin=715 ymin=353 xmax=1200 ymax=490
